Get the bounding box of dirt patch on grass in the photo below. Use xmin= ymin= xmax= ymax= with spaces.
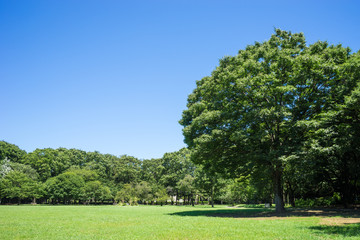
xmin=243 ymin=209 xmax=360 ymax=225
xmin=319 ymin=218 xmax=360 ymax=226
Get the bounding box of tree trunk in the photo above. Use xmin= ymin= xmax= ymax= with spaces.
xmin=341 ymin=183 xmax=351 ymax=208
xmin=211 ymin=185 xmax=214 ymax=208
xmin=176 ymin=190 xmax=179 ymax=205
xmin=274 ymin=170 xmax=285 ymax=213
xmin=289 ymin=189 xmax=295 ymax=207
xmin=340 ymin=154 xmax=351 ymax=208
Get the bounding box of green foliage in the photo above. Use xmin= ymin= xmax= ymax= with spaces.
xmin=83 ymin=181 xmax=112 ymax=203
xmin=0 ymin=158 xmax=12 ymax=178
xmin=0 ymin=171 xmax=42 ymax=203
xmin=180 ymin=29 xmax=359 ymax=211
xmin=177 ymin=174 xmax=195 ymax=196
xmin=45 ymin=172 xmax=85 ymax=203
xmin=107 ymin=155 xmax=141 ymax=184
xmin=141 ymin=158 xmax=164 ymax=184
xmin=0 ymin=141 xmax=26 ymax=163
xmin=9 ymin=162 xmax=40 ymax=180
xmin=135 ymin=181 xmax=153 ymax=203
xmin=154 ymin=187 xmax=168 ymax=205
xmin=65 ymin=167 xmax=98 ymax=182
xmin=295 ymin=193 xmax=341 ymax=207
xmin=115 ymin=184 xmax=138 ymax=205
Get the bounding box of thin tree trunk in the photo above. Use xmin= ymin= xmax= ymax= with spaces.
xmin=211 ymin=185 xmax=214 ymax=208
xmin=341 ymin=154 xmax=351 ymax=208
xmin=289 ymin=187 xmax=295 ymax=207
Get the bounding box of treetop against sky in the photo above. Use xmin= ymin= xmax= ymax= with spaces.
xmin=1 ymin=0 xmax=359 ymax=159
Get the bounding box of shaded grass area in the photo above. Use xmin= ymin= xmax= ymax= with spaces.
xmin=170 ymin=207 xmax=360 ymax=218
xmin=310 ymin=224 xmax=360 ymax=238
xmin=169 ymin=207 xmax=273 ymax=218
xmin=0 ymin=205 xmax=359 ymax=239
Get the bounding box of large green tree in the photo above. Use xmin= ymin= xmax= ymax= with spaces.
xmin=180 ymin=29 xmax=357 ymax=212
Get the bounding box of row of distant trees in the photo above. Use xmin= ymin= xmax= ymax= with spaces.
xmin=0 ymin=141 xmax=270 ymax=206
xmin=1 ymin=136 xmax=356 ymax=208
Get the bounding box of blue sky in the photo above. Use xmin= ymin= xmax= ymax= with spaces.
xmin=1 ymin=0 xmax=359 ymax=159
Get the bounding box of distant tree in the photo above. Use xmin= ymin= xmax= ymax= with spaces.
xmin=154 ymin=186 xmax=168 ymax=206
xmin=45 ymin=172 xmax=85 ymax=204
xmin=106 ymin=155 xmax=141 ymax=184
xmin=65 ymin=167 xmax=98 ymax=182
xmin=194 ymin=166 xmax=224 ymax=207
xmin=160 ymin=148 xmax=195 ymax=204
xmin=9 ymin=162 xmax=40 ymax=180
xmin=140 ymin=158 xmax=164 ymax=184
xmin=0 ymin=141 xmax=26 ymax=163
xmin=99 ymin=185 xmax=112 ymax=203
xmin=177 ymin=174 xmax=195 ymax=206
xmin=115 ymin=184 xmax=137 ymax=205
xmin=135 ymin=181 xmax=153 ymax=204
xmin=84 ymin=151 xmax=109 ymax=181
xmin=83 ymin=180 xmax=112 ymax=204
xmin=0 ymin=171 xmax=41 ymax=204
xmin=24 ymin=148 xmax=62 ymax=181
xmin=0 ymin=158 xmax=12 ymax=178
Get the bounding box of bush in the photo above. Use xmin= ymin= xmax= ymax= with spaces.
xmin=295 ymin=193 xmax=340 ymax=207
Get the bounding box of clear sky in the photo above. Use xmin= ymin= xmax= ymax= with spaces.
xmin=1 ymin=0 xmax=359 ymax=159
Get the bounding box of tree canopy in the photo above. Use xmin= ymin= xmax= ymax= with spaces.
xmin=180 ymin=29 xmax=360 ymax=212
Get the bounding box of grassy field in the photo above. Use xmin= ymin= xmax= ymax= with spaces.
xmin=0 ymin=205 xmax=359 ymax=239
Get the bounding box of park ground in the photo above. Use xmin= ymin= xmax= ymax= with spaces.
xmin=0 ymin=205 xmax=359 ymax=239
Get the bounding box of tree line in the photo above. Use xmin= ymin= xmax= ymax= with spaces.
xmin=0 ymin=142 xmax=264 ymax=206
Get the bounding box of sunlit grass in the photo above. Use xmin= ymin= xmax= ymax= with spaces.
xmin=0 ymin=205 xmax=359 ymax=239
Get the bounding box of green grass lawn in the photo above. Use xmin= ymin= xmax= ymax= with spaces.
xmin=0 ymin=205 xmax=359 ymax=239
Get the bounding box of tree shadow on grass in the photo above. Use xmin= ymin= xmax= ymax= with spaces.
xmin=169 ymin=207 xmax=360 ymax=219
xmin=169 ymin=208 xmax=272 ymax=218
xmin=169 ymin=207 xmax=360 ymax=237
xmin=309 ymin=223 xmax=360 ymax=238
